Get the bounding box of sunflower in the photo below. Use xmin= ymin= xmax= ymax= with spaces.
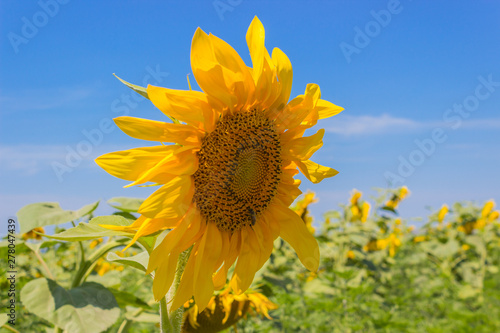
xmin=96 ymin=16 xmax=343 ymax=312
xmin=182 ymin=288 xmax=277 ymax=333
xmin=22 ymin=227 xmax=45 ymax=241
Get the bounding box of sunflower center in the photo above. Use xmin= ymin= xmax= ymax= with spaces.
xmin=193 ymin=109 xmax=282 ymax=232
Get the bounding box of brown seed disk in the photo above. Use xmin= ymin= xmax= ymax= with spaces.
xmin=193 ymin=109 xmax=282 ymax=232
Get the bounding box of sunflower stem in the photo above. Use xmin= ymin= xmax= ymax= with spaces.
xmin=159 ymin=247 xmax=191 ymax=333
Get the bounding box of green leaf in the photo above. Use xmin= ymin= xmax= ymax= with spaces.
xmin=465 ymin=235 xmax=486 ymax=257
xmin=303 ymin=278 xmax=337 ymax=296
xmin=107 ymin=197 xmax=144 ymax=213
xmin=24 ymin=240 xmax=62 ymax=253
xmin=89 ymin=215 xmax=134 ymax=227
xmin=458 ymin=285 xmax=480 ymax=299
xmin=43 ymin=215 xmax=134 ymax=242
xmin=109 ymin=288 xmax=150 ymax=309
xmin=21 ymin=278 xmax=120 ymax=333
xmin=17 ymin=201 xmax=99 ymax=234
xmin=107 ymin=251 xmax=149 ymax=272
xmin=125 ymin=311 xmax=160 ymax=323
xmin=113 ymin=74 xmax=149 ymax=100
xmin=113 ymin=211 xmax=138 ymax=220
xmin=86 ymin=271 xmax=122 ymax=288
xmin=0 ymin=313 xmax=8 ymax=326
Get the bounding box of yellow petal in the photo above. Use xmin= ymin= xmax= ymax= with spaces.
xmin=125 ymin=147 xmax=198 ymax=187
xmin=138 ymin=176 xmax=194 ymax=219
xmin=193 ymin=222 xmax=222 ymax=311
xmin=170 ymin=245 xmax=197 ymax=312
xmin=271 ymin=202 xmax=319 ymax=271
xmin=114 ymin=116 xmax=202 ymax=147
xmin=296 ymin=159 xmax=339 ymax=184
xmin=191 ymin=28 xmax=253 ymax=111
xmin=212 ymin=231 xmax=230 ymax=290
xmin=146 ymin=85 xmax=209 ymax=127
xmin=269 ymin=47 xmax=293 ymax=112
xmin=213 ymin=232 xmax=241 ymax=290
xmin=315 ymin=99 xmax=344 ymax=119
xmin=95 ymin=146 xmax=175 ymax=183
xmin=253 ymin=220 xmax=275 ymax=268
xmin=279 ymin=125 xmax=308 ymax=145
xmin=152 ymin=249 xmax=180 ymax=301
xmin=147 ymin=207 xmax=195 ymax=274
xmin=230 ymin=228 xmax=261 ymax=294
xmin=246 ymin=16 xmax=278 ymax=107
xmin=208 ymin=33 xmax=255 ymax=108
xmin=284 ymin=128 xmax=324 ymax=161
xmin=275 ymin=84 xmax=321 ymax=132
xmin=276 ymin=179 xmax=302 ymax=207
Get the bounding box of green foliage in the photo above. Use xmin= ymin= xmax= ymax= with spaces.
xmin=20 ymin=278 xmax=120 ymax=333
xmin=2 ymin=191 xmax=499 ymax=332
xmin=107 ymin=197 xmax=145 ymax=213
xmin=17 ymin=201 xmax=99 ymax=234
xmin=238 ymin=189 xmax=500 ymax=333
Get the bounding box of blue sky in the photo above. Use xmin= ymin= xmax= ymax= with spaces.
xmin=1 ymin=0 xmax=499 ymax=232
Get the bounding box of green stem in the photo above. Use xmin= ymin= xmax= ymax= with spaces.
xmin=1 ymin=324 xmax=21 ymax=333
xmin=71 ymin=240 xmax=125 ymax=288
xmin=34 ymin=250 xmax=55 ymax=280
xmin=117 ymin=307 xmax=145 ymax=333
xmin=160 ymin=248 xmax=191 ymax=333
xmin=117 ymin=319 xmax=132 ymax=333
xmin=160 ymin=297 xmax=173 ymax=333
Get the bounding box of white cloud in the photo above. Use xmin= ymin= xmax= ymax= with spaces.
xmin=325 ymin=114 xmax=500 ymax=136
xmin=325 ymin=113 xmax=422 ymax=136
xmin=0 ymin=86 xmax=93 ymax=113
xmin=0 ymin=145 xmax=68 ymax=175
xmin=460 ymin=118 xmax=500 ymax=130
xmin=0 ymin=143 xmax=132 ymax=176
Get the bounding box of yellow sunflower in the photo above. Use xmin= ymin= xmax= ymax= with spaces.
xmin=96 ymin=16 xmax=343 ymax=312
xmin=182 ymin=288 xmax=277 ymax=333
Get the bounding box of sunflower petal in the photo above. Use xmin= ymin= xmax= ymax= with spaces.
xmin=296 ymin=159 xmax=339 ymax=184
xmin=271 ymin=203 xmax=319 ymax=272
xmin=147 ymin=85 xmax=209 ymax=127
xmin=170 ymin=246 xmax=197 ymax=312
xmin=147 ymin=207 xmax=195 ymax=274
xmin=269 ymin=47 xmax=293 ymax=112
xmin=246 ymin=17 xmax=279 ymax=107
xmin=284 ymin=128 xmax=324 ymax=161
xmin=152 ymin=249 xmax=180 ymax=301
xmin=138 ymin=176 xmax=193 ymax=219
xmin=209 ymin=33 xmax=255 ymax=108
xmin=315 ymin=99 xmax=344 ymax=119
xmin=95 ymin=146 xmax=174 ymax=183
xmin=114 ymin=116 xmax=202 ymax=146
xmin=125 ymin=147 xmax=198 ymax=187
xmin=275 ymin=84 xmax=321 ymax=131
xmin=230 ymin=228 xmax=261 ymax=294
xmin=191 ymin=28 xmax=252 ymax=111
xmin=213 ymin=232 xmax=241 ymax=290
xmin=193 ymin=222 xmax=222 ymax=311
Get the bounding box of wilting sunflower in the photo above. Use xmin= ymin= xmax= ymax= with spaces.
xmin=96 ymin=16 xmax=343 ymax=312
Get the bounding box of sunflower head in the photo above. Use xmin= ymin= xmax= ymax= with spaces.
xmin=437 ymin=204 xmax=449 ymax=223
xmin=385 ymin=186 xmax=410 ymax=210
xmin=22 ymin=227 xmax=45 ymax=241
xmin=96 ymin=16 xmax=343 ymax=312
xmin=182 ymin=289 xmax=277 ymax=333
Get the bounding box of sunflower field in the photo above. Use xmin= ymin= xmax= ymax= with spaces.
xmin=2 ymin=187 xmax=499 ymax=333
